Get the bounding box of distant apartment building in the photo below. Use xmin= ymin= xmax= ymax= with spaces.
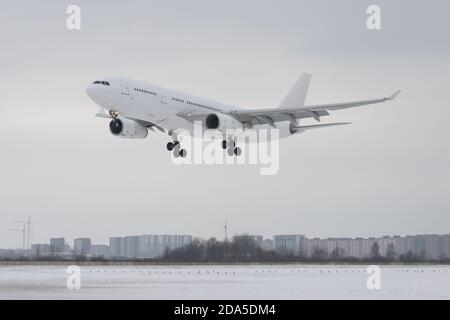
xmin=424 ymin=235 xmax=439 ymax=259
xmin=73 ymin=238 xmax=91 ymax=256
xmin=31 ymin=244 xmax=51 ymax=258
xmin=50 ymin=238 xmax=66 ymax=256
xmin=262 ymin=239 xmax=273 ymax=251
xmin=0 ymin=249 xmax=15 ymax=259
xmin=109 ymin=235 xmax=192 ymax=259
xmin=91 ymin=245 xmax=111 ymax=258
xmin=273 ymin=235 xmax=306 ymax=256
xmin=300 ymin=234 xmax=450 ymax=260
xmin=0 ymin=249 xmax=29 ymax=259
xmin=443 ymin=235 xmax=450 ymax=259
xmin=109 ymin=237 xmax=125 ymax=258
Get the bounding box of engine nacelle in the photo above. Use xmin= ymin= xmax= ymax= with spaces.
xmin=276 ymin=121 xmax=302 ymax=139
xmin=205 ymin=113 xmax=243 ymax=131
xmin=109 ymin=117 xmax=148 ymax=139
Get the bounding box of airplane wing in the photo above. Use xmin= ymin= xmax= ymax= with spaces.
xmin=294 ymin=122 xmax=352 ymax=131
xmin=230 ymin=90 xmax=401 ymax=127
xmin=178 ymin=91 xmax=400 ymax=128
xmin=95 ymin=108 xmax=166 ymax=132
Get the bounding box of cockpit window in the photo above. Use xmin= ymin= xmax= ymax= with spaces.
xmin=93 ymin=81 xmax=110 ymax=86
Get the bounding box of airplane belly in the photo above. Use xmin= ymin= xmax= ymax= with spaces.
xmin=118 ymin=99 xmax=173 ymax=124
xmin=159 ymin=115 xmax=196 ymax=134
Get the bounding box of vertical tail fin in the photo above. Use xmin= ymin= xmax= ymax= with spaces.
xmin=279 ymin=73 xmax=312 ymax=108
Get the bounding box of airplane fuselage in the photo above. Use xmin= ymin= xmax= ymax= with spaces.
xmin=87 ymin=76 xmax=252 ymax=135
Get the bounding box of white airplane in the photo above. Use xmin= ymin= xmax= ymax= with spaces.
xmin=86 ymin=74 xmax=400 ymax=157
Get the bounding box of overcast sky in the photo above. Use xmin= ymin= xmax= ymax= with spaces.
xmin=1 ymin=0 xmax=449 ymax=248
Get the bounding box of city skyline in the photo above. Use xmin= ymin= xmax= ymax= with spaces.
xmin=4 ymin=217 xmax=450 ymax=251
xmin=2 ymin=231 xmax=450 ymax=261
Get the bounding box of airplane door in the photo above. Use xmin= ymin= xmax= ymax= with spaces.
xmin=161 ymin=95 xmax=167 ymax=104
xmin=120 ymin=80 xmax=130 ymax=96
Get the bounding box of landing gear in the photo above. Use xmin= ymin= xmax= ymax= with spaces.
xmin=166 ymin=141 xmax=179 ymax=151
xmin=178 ymin=149 xmax=187 ymax=158
xmin=167 ymin=141 xmax=186 ymax=157
xmin=109 ymin=110 xmax=119 ymax=119
xmin=225 ymin=138 xmax=241 ymax=157
xmin=167 ymin=133 xmax=187 ymax=158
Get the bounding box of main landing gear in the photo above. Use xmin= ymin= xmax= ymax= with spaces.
xmin=167 ymin=140 xmax=187 ymax=158
xmin=222 ymin=138 xmax=241 ymax=157
xmin=166 ymin=132 xmax=241 ymax=158
xmin=167 ymin=133 xmax=187 ymax=158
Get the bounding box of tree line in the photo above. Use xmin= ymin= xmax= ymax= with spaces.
xmin=161 ymin=236 xmax=448 ymax=263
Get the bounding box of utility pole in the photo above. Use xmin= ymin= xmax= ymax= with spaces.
xmin=27 ymin=217 xmax=31 ymax=249
xmin=224 ymin=221 xmax=228 ymax=242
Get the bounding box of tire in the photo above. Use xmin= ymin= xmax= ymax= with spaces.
xmin=167 ymin=142 xmax=174 ymax=151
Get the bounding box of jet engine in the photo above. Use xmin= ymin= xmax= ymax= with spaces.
xmin=276 ymin=121 xmax=302 ymax=139
xmin=205 ymin=113 xmax=243 ymax=131
xmin=109 ymin=117 xmax=148 ymax=139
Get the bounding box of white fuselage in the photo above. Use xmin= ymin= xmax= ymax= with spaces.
xmin=87 ymin=77 xmax=250 ymax=133
xmin=86 ymin=76 xmax=288 ymax=137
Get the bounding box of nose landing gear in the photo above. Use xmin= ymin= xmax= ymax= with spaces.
xmin=109 ymin=110 xmax=119 ymax=119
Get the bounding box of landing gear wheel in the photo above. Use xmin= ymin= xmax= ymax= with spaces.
xmin=178 ymin=149 xmax=187 ymax=158
xmin=167 ymin=141 xmax=180 ymax=152
xmin=222 ymin=140 xmax=227 ymax=149
xmin=234 ymin=147 xmax=242 ymax=156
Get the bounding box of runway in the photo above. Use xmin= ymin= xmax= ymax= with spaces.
xmin=1 ymin=264 xmax=449 ymax=299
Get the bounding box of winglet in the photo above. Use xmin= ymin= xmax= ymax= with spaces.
xmin=387 ymin=90 xmax=401 ymax=100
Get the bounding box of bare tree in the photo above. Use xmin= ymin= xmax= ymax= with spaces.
xmin=370 ymin=242 xmax=380 ymax=259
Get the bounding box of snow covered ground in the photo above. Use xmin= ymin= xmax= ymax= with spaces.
xmin=1 ymin=264 xmax=449 ymax=299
